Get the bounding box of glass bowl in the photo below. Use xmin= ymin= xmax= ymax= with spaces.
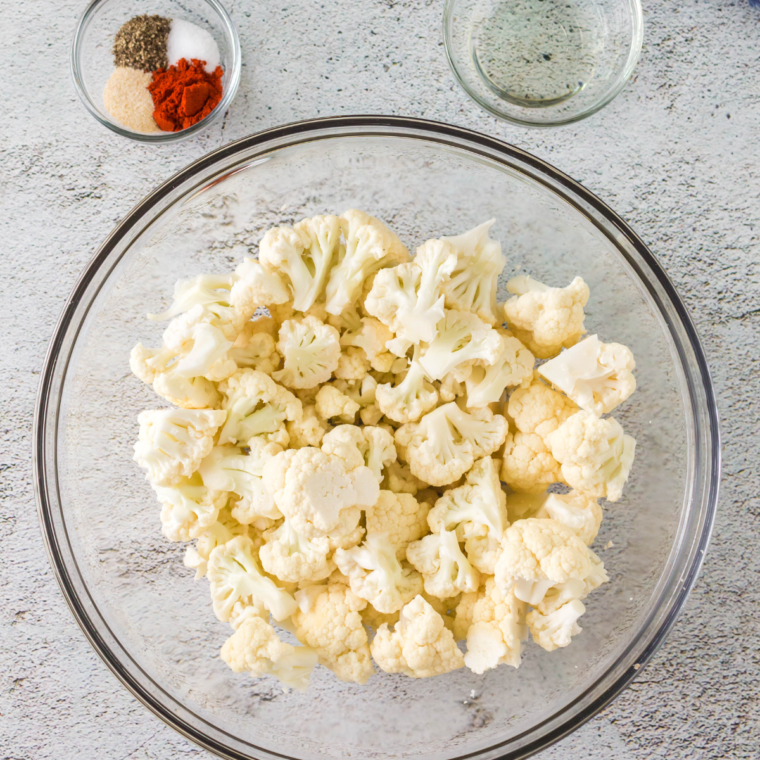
xmin=71 ymin=0 xmax=241 ymax=142
xmin=34 ymin=116 xmax=719 ymax=759
xmin=443 ymin=0 xmax=644 ymax=126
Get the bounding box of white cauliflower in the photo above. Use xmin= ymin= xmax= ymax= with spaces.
xmin=370 ymin=595 xmax=464 ymax=678
xmin=221 ymin=613 xmax=318 ymax=692
xmin=339 ymin=317 xmax=397 ymax=372
xmin=463 ymin=578 xmax=526 ymax=674
xmin=228 ymin=320 xmax=281 ymax=375
xmin=546 ymin=411 xmax=636 ymax=502
xmin=334 ymin=346 xmax=371 ymax=380
xmin=419 ymin=310 xmax=501 ymax=381
xmin=507 ymin=375 xmax=578 ymax=437
xmin=152 ymin=474 xmax=227 ymax=542
xmin=286 ymin=405 xmax=330 ymax=449
xmin=199 ymin=439 xmax=283 ymax=527
xmin=258 ymin=215 xmax=343 ymax=312
xmin=427 ymin=457 xmax=508 ymax=574
xmin=148 ymin=273 xmax=239 ymax=320
xmin=406 ymin=529 xmax=480 ymax=599
xmin=134 ymin=408 xmax=226 ymax=486
xmin=536 ymin=491 xmax=603 ymax=546
xmin=381 ymin=460 xmax=425 ymax=495
xmin=364 ymin=490 xmax=430 ymax=558
xmin=526 ymin=599 xmax=586 ymax=652
xmin=463 ymin=332 xmax=535 ymax=408
xmin=375 ymin=355 xmax=438 ymax=424
xmin=494 ymin=518 xmax=595 ymax=605
xmin=437 ymin=220 xmax=506 ymax=326
xmin=539 ymin=334 xmax=636 ymax=416
xmin=292 ymin=584 xmax=374 ymax=684
xmin=325 ymin=209 xmax=409 ymax=316
xmin=183 ymin=505 xmax=252 ymax=579
xmin=321 ymin=424 xmax=397 ymax=483
xmin=218 ymin=369 xmax=301 ymax=447
xmin=131 ymin=343 xmax=221 ymax=410
xmin=207 ymin=536 xmax=298 ymax=623
xmin=334 ymin=533 xmax=423 ymax=614
xmin=259 ymin=518 xmax=334 ymax=584
xmin=504 ymin=275 xmax=590 ymax=359
xmin=262 ymin=447 xmax=378 ymax=540
xmin=273 ymin=316 xmax=341 ymax=389
xmin=365 ymin=239 xmax=457 ymax=354
xmin=229 ymin=258 xmax=290 ymax=315
xmin=395 ymin=402 xmax=508 ymax=486
xmin=314 ymin=385 xmax=360 ymax=424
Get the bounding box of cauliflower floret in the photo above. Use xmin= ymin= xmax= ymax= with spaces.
xmin=334 ymin=346 xmax=371 ymax=380
xmin=263 ymin=447 xmax=378 ymax=540
xmin=437 ymin=220 xmax=506 ymax=326
xmin=207 ymin=536 xmax=298 ymax=623
xmin=340 ymin=317 xmax=397 ymax=372
xmin=161 ymin=305 xmax=238 ymax=381
xmin=438 ymin=372 xmax=466 ymax=404
xmin=370 ymin=595 xmax=464 ymax=678
xmin=273 ymin=316 xmax=341 ymax=389
xmin=183 ymin=508 xmax=252 ymax=580
xmin=292 ymin=584 xmax=374 ymax=684
xmin=259 ymin=518 xmax=334 ymax=584
xmin=395 ymin=402 xmax=508 ymax=487
xmin=229 ymin=258 xmax=290 ymax=316
xmin=221 ymin=613 xmax=318 ymax=692
xmin=258 ymin=215 xmax=342 ymax=312
xmin=535 ymin=491 xmax=602 ymax=546
xmin=375 ymin=356 xmax=438 ymax=424
xmin=427 ymin=457 xmax=508 ymax=574
xmin=228 ymin=320 xmax=281 ymax=376
xmin=148 ymin=272 xmax=240 ymax=320
xmin=134 ymin=408 xmax=227 ymax=486
xmin=406 ymin=529 xmax=480 ymax=599
xmin=334 ymin=533 xmax=423 ymax=614
xmin=494 ymin=518 xmax=596 ymax=605
xmin=463 ymin=578 xmax=526 ymax=674
xmin=508 ymin=375 xmax=578 ymax=437
xmin=286 ymin=405 xmax=330 ymax=449
xmin=365 ymin=491 xmax=430 ymax=558
xmin=526 ymin=599 xmax=586 ymax=652
xmin=381 ymin=460 xmax=425 ymax=495
xmin=218 ymin=369 xmax=301 ymax=447
xmin=314 ymin=385 xmax=360 ymax=424
xmin=131 ymin=343 xmax=222 ymax=409
xmin=501 ymin=431 xmax=563 ymax=495
xmin=325 ymin=209 xmax=410 ymax=316
xmin=200 ymin=439 xmax=283 ymax=527
xmin=419 ymin=310 xmax=501 ymax=381
xmin=504 ymin=275 xmax=590 ymax=359
xmin=546 ymin=411 xmax=636 ymax=502
xmin=152 ymin=474 xmax=227 ymax=542
xmin=464 ymin=332 xmax=535 ymax=408
xmin=539 ymin=334 xmax=636 ymax=416
xmin=321 ymin=424 xmax=397 ymax=483
xmin=365 ymin=239 xmax=457 ymax=354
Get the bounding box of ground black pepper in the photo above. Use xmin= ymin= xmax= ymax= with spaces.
xmin=113 ymin=14 xmax=171 ymax=72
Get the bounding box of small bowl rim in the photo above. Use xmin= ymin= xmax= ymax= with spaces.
xmin=70 ymin=0 xmax=242 ymax=143
xmin=442 ymin=0 xmax=645 ymax=128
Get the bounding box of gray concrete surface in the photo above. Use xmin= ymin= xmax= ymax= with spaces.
xmin=1 ymin=0 xmax=758 ymax=758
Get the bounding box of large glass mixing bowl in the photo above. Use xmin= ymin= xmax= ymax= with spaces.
xmin=34 ymin=117 xmax=719 ymax=760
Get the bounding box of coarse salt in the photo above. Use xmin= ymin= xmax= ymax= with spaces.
xmin=167 ymin=19 xmax=221 ymax=74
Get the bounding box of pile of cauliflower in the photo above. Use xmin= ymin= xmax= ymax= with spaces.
xmin=131 ymin=209 xmax=637 ymax=692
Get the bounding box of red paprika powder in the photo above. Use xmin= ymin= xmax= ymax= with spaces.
xmin=149 ymin=58 xmax=223 ymax=132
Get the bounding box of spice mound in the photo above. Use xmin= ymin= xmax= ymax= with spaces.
xmin=103 ymin=14 xmax=225 ymax=134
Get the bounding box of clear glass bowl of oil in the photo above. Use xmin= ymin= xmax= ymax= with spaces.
xmin=444 ymin=0 xmax=643 ymax=126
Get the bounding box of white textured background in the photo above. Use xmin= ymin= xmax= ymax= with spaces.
xmin=1 ymin=0 xmax=758 ymax=758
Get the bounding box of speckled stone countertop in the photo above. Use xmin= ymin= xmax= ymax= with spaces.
xmin=1 ymin=1 xmax=758 ymax=758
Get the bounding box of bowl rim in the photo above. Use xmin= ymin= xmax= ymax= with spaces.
xmin=442 ymin=0 xmax=645 ymax=127
xmin=70 ymin=0 xmax=242 ymax=143
xmin=33 ymin=115 xmax=720 ymax=760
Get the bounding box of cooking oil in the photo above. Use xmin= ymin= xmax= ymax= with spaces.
xmin=470 ymin=0 xmax=607 ymax=108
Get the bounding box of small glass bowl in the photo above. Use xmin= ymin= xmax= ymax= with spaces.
xmin=71 ymin=0 xmax=241 ymax=142
xmin=444 ymin=0 xmax=643 ymax=126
